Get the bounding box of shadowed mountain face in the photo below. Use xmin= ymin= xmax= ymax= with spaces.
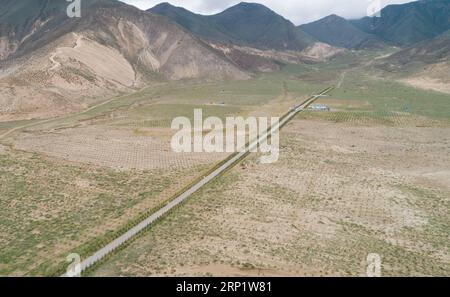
xmin=351 ymin=0 xmax=450 ymax=46
xmin=0 ymin=0 xmax=68 ymax=29
xmin=148 ymin=2 xmax=230 ymax=42
xmin=300 ymin=14 xmax=383 ymax=49
xmin=149 ymin=2 xmax=315 ymax=51
xmin=0 ymin=0 xmax=72 ymax=59
xmin=0 ymin=0 xmax=122 ymax=59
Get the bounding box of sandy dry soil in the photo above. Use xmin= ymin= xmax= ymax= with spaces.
xmin=14 ymin=125 xmax=228 ymax=171
xmin=399 ymin=62 xmax=450 ymax=94
xmin=301 ymin=42 xmax=347 ymax=61
xmin=49 ymin=33 xmax=136 ymax=87
xmin=93 ymin=118 xmax=450 ymax=277
xmin=400 ymin=77 xmax=450 ymax=94
xmin=0 ymin=33 xmax=134 ymax=122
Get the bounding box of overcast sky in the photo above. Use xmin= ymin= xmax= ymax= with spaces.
xmin=120 ymin=0 xmax=416 ymax=24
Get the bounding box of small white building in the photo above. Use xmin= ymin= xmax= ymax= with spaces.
xmin=309 ymin=104 xmax=330 ymax=111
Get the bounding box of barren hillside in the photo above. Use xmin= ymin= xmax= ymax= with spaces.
xmin=376 ymin=30 xmax=450 ymax=93
xmin=0 ymin=0 xmax=248 ymax=120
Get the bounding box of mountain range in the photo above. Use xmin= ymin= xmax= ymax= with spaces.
xmin=0 ymin=0 xmax=449 ymax=119
xmin=298 ymin=0 xmax=449 ymax=49
xmin=149 ymin=1 xmax=450 ymax=50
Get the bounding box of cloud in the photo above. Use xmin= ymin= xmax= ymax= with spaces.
xmin=120 ymin=0 xmax=416 ymax=24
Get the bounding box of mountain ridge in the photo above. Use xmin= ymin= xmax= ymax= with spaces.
xmin=351 ymin=0 xmax=450 ymax=46
xmin=149 ymin=2 xmax=315 ymax=51
xmin=300 ymin=14 xmax=383 ymax=49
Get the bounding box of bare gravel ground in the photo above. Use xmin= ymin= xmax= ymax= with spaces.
xmin=14 ymin=125 xmax=227 ymax=171
xmin=93 ymin=118 xmax=450 ymax=277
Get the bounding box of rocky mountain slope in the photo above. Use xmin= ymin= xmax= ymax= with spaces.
xmin=0 ymin=0 xmax=248 ymax=120
xmin=381 ymin=30 xmax=450 ymax=67
xmin=149 ymin=2 xmax=345 ymax=72
xmin=375 ymin=30 xmax=450 ymax=93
